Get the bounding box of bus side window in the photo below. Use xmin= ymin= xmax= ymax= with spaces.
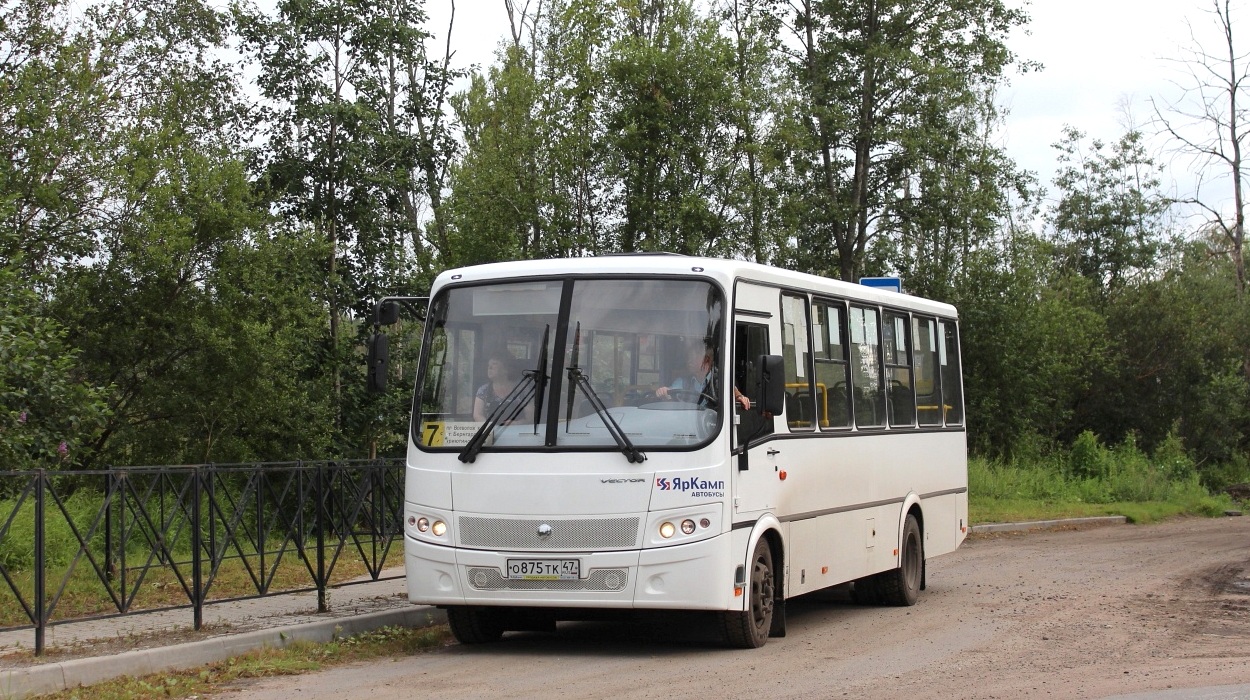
xmin=849 ymin=306 xmax=885 ymax=427
xmin=735 ymin=322 xmax=773 ymax=443
xmin=913 ymin=316 xmax=943 ymax=426
xmin=939 ymin=320 xmax=965 ymax=425
xmin=781 ymin=294 xmax=814 ymax=430
xmin=883 ymin=311 xmax=915 ymax=427
xmin=814 ymin=300 xmax=851 ymax=429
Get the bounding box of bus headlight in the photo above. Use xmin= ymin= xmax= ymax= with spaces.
xmin=645 ymin=505 xmax=722 ymax=548
xmin=406 ymin=506 xmax=453 ymax=545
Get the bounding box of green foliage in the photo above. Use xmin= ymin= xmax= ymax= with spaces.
xmin=0 ymin=268 xmax=110 ymax=469
xmin=769 ymin=0 xmax=1029 ymax=282
xmin=956 ymin=235 xmax=1109 ymax=457
xmin=1050 ymin=128 xmax=1168 ymax=295
xmin=1 ymin=0 xmax=1248 ymax=475
xmin=969 ymin=432 xmax=1226 ymax=518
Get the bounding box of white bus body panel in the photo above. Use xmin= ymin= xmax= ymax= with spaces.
xmin=403 ymin=256 xmax=967 ymax=614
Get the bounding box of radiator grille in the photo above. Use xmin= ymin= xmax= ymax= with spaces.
xmin=458 ymin=516 xmax=640 ymax=550
xmin=466 ymin=567 xmax=628 ymax=592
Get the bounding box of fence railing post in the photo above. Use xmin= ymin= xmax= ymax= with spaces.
xmin=315 ymin=461 xmax=327 ymax=613
xmin=104 ymin=470 xmax=114 ymax=582
xmin=33 ymin=469 xmax=46 ymax=656
xmin=192 ymin=465 xmax=203 ymax=631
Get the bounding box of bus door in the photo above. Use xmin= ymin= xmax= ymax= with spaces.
xmin=733 ymin=284 xmax=781 ymax=517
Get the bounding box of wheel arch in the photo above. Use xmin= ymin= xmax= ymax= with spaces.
xmin=896 ymin=492 xmax=924 ymax=557
xmin=740 ymin=515 xmax=785 ymax=605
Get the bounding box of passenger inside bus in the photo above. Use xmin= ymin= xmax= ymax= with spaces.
xmin=472 ymin=353 xmax=531 ymax=423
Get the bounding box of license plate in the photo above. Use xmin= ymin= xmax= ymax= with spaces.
xmin=504 ymin=558 xmax=580 ymax=580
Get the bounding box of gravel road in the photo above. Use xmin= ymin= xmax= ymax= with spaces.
xmin=227 ymin=517 xmax=1250 ymax=700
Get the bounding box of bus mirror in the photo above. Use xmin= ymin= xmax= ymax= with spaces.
xmin=367 ymin=333 xmax=390 ymax=393
xmin=376 ymin=301 xmax=400 ymax=326
xmin=757 ymin=354 xmax=785 ymax=415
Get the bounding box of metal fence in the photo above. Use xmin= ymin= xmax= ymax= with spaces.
xmin=0 ymin=459 xmax=405 ymax=655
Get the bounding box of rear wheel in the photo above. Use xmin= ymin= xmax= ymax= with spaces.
xmin=722 ymin=538 xmax=775 ymax=648
xmin=446 ymin=605 xmax=505 ymax=644
xmin=879 ymin=514 xmax=923 ymax=606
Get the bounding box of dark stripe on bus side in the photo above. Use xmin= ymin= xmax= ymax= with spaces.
xmin=920 ymin=487 xmax=968 ymax=499
xmin=731 ymin=487 xmax=968 ymax=529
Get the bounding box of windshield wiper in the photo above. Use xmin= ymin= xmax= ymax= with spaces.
xmin=531 ymin=325 xmax=550 ymax=435
xmin=457 ymin=374 xmax=536 ymax=463
xmin=567 ymin=347 xmax=645 ymax=462
xmin=458 ymin=325 xmax=549 ymax=464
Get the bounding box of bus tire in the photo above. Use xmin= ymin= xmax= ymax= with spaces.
xmin=722 ymin=538 xmax=774 ymax=648
xmin=446 ymin=605 xmax=505 ymax=644
xmin=879 ymin=514 xmax=923 ymax=606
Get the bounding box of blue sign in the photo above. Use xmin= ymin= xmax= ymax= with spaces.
xmin=859 ymin=276 xmax=903 ymax=293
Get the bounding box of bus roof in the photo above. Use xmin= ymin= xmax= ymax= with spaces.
xmin=433 ymin=255 xmax=958 ymax=318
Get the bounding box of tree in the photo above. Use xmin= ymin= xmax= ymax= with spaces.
xmin=0 ymin=267 xmax=109 ymax=469
xmin=1155 ymin=0 xmax=1248 ymax=299
xmin=715 ymin=0 xmax=784 ymax=264
xmin=1048 ymin=127 xmax=1170 ymax=297
xmin=1 ymin=0 xmax=130 ymax=278
xmin=955 ymin=232 xmax=1109 ymax=457
xmin=601 ymin=0 xmax=739 ymax=255
xmin=770 ymin=0 xmax=1028 ymax=282
xmin=238 ymin=0 xmax=459 ymax=439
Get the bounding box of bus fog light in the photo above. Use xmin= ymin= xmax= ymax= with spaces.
xmin=681 ymin=519 xmax=696 ymax=535
xmin=407 ymin=515 xmax=417 ymax=527
xmin=659 ymin=521 xmax=676 ymax=539
xmin=699 ymin=518 xmax=711 ymax=529
xmin=431 ymin=520 xmax=447 ymax=537
xmin=416 ymin=517 xmax=430 ymax=532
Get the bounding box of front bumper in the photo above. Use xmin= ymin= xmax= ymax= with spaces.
xmin=404 ymin=532 xmax=735 ymax=611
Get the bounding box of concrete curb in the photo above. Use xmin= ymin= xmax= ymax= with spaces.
xmin=0 ymin=606 xmax=446 ymax=700
xmin=969 ymin=515 xmax=1128 ymax=534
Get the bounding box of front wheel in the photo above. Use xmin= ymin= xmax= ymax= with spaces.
xmin=879 ymin=514 xmax=923 ymax=606
xmin=446 ymin=605 xmax=505 ymax=644
xmin=722 ymin=538 xmax=774 ymax=648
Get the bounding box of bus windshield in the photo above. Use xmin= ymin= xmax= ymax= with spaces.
xmin=416 ymin=277 xmax=726 ymax=453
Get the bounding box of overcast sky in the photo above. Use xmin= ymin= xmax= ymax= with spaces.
xmin=427 ymin=0 xmax=1236 ymax=220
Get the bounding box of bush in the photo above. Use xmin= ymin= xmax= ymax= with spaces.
xmin=971 ymin=431 xmax=1236 ymax=513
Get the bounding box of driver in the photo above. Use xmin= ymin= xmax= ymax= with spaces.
xmin=656 ymin=343 xmax=751 ymax=410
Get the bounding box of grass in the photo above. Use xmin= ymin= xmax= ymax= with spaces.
xmin=969 ymin=497 xmax=1223 ymax=524
xmin=33 ymin=624 xmax=450 ymax=700
xmin=969 ymin=430 xmax=1243 ymax=524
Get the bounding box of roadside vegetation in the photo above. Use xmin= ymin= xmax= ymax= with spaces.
xmin=970 ymin=430 xmax=1243 ymax=524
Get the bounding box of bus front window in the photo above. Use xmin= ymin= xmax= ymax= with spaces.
xmin=556 ymin=279 xmax=725 ymax=448
xmin=417 ymin=281 xmax=561 ymax=448
xmin=416 ymin=277 xmax=726 ymax=451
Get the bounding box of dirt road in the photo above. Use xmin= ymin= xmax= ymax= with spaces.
xmin=228 ymin=517 xmax=1250 ymax=699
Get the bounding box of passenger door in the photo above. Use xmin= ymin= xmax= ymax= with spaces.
xmin=732 ymin=282 xmax=782 ymax=518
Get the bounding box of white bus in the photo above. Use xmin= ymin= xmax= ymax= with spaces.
xmin=375 ymin=255 xmax=967 ymax=648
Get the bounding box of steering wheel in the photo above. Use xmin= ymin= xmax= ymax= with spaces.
xmin=666 ymin=388 xmax=718 ymax=407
